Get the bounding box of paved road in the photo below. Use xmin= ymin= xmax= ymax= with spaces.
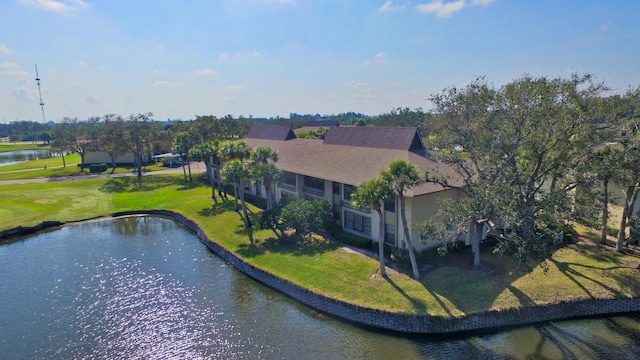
xmin=0 ymin=162 xmax=206 ymax=186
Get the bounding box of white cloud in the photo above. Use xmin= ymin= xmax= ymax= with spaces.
xmin=0 ymin=63 xmax=28 ymax=78
xmin=196 ymin=68 xmax=218 ymax=76
xmin=77 ymin=60 xmax=88 ymax=68
xmin=416 ymin=0 xmax=495 ymax=18
xmin=0 ymin=63 xmax=21 ymax=70
xmin=219 ymin=53 xmax=229 ymax=60
xmin=363 ymin=52 xmax=386 ymax=66
xmin=344 ymin=81 xmax=368 ymax=88
xmin=12 ymin=85 xmax=38 ymax=102
xmin=2 ymin=69 xmax=29 ymax=77
xmin=379 ymin=1 xmax=405 ymax=13
xmin=0 ymin=44 xmax=12 ymax=54
xmin=85 ymin=94 xmax=102 ymax=104
xmin=600 ymin=22 xmax=611 ymax=31
xmin=154 ymin=80 xmax=183 ymax=88
xmin=227 ymin=84 xmax=244 ymax=91
xmin=252 ymin=51 xmax=262 ymax=57
xmin=18 ymin=0 xmax=90 ymax=14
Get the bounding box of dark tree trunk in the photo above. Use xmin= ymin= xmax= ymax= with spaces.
xmin=601 ymin=177 xmax=609 ymax=244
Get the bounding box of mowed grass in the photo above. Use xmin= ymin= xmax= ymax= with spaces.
xmin=1 ymin=175 xmax=640 ymax=317
xmin=0 ymin=153 xmax=165 ymax=181
xmin=0 ymin=143 xmax=50 ymax=152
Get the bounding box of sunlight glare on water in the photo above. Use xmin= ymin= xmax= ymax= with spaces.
xmin=0 ymin=216 xmax=639 ymax=360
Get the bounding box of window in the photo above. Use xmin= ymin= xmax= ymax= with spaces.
xmin=303 ymin=176 xmax=324 ymax=191
xmin=385 ymin=224 xmax=396 ymax=245
xmin=281 ymin=171 xmax=296 ymax=187
xmin=280 ymin=191 xmax=294 ymax=204
xmin=344 ymin=210 xmax=371 ymax=236
xmin=384 ymin=199 xmax=396 ymax=213
xmin=333 ymin=204 xmax=341 ymax=220
xmin=343 ymin=184 xmax=356 ymax=201
xmin=333 ymin=182 xmax=341 ymax=195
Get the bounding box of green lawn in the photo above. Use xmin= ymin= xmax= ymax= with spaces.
xmin=0 ymin=153 xmax=165 ymax=181
xmin=0 ymin=143 xmax=50 ymax=152
xmin=2 ymin=175 xmax=639 ymax=317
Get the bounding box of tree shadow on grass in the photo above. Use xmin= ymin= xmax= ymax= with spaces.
xmin=548 ymin=257 xmax=632 ymax=299
xmin=99 ymin=176 xmax=191 ymax=193
xmin=236 ymin=231 xmax=340 ymax=259
xmin=383 ymin=275 xmax=429 ymax=314
xmin=197 ymin=201 xmax=238 ymax=217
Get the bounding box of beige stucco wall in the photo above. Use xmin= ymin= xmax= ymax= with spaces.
xmin=394 ymin=188 xmax=464 ymax=253
xmin=85 ymin=151 xmax=135 ymax=164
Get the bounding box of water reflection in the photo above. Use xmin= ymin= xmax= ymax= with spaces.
xmin=0 ymin=149 xmax=53 ymax=166
xmin=0 ymin=216 xmax=638 ymax=360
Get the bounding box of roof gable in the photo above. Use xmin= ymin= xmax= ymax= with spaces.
xmin=246 ymin=125 xmax=296 ymax=141
xmin=322 ymin=126 xmax=425 ymax=151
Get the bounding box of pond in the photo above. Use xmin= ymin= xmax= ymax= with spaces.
xmin=0 ymin=149 xmax=54 ymax=167
xmin=0 ymin=216 xmax=639 ymax=359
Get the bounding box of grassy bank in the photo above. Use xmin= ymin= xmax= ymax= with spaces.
xmin=1 ymin=175 xmax=639 ymax=317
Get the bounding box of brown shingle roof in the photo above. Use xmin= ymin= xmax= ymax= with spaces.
xmin=244 ymin=137 xmax=461 ymax=196
xmin=246 ymin=125 xmax=296 ymax=141
xmin=322 ymin=126 xmax=425 ymax=151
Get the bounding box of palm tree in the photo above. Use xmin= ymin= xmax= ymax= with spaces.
xmin=222 ymin=159 xmax=252 ymax=229
xmin=219 ymin=141 xmax=252 ymax=210
xmin=173 ymin=132 xmax=194 ymax=182
xmin=190 ymin=140 xmax=219 ymax=200
xmin=250 ymin=146 xmax=280 ymax=209
xmin=382 ymin=159 xmax=423 ymax=279
xmin=351 ymin=176 xmax=394 ymax=277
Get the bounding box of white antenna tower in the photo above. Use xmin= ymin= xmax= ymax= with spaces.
xmin=35 ymin=64 xmax=46 ymax=123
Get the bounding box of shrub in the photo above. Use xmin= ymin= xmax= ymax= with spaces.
xmin=88 ymin=163 xmax=108 ymax=173
xmin=280 ymin=197 xmax=333 ymax=236
xmin=259 ymin=204 xmax=284 ymax=232
xmin=327 ymin=226 xmax=371 ymax=248
xmin=371 ymin=241 xmax=395 ymax=255
xmin=606 ymin=226 xmax=619 ymax=239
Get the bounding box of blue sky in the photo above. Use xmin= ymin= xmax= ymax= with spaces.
xmin=1 ymin=0 xmax=639 ymax=122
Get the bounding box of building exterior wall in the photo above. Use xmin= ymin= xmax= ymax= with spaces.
xmin=248 ymin=168 xmax=463 ymax=251
xmin=85 ymin=151 xmax=136 ymax=164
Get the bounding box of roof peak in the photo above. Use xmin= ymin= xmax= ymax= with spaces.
xmin=322 ymin=126 xmax=425 ymax=151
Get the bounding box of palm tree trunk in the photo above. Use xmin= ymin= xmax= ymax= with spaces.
xmin=239 ymin=181 xmax=251 ymax=228
xmin=399 ymin=194 xmax=420 ymax=279
xmin=206 ymin=162 xmax=216 ymax=200
xmin=376 ymin=207 xmax=386 ymax=277
xmin=265 ymin=181 xmax=273 ymax=210
xmin=187 ymin=156 xmax=192 ymax=182
xmin=233 ymin=181 xmax=239 ymax=211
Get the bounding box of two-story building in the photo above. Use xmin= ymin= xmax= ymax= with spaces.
xmin=242 ymin=125 xmax=466 ymax=252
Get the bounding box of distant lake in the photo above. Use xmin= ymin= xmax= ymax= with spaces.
xmin=0 ymin=149 xmax=53 ymax=166
xmin=1 ymin=216 xmax=639 ymax=359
